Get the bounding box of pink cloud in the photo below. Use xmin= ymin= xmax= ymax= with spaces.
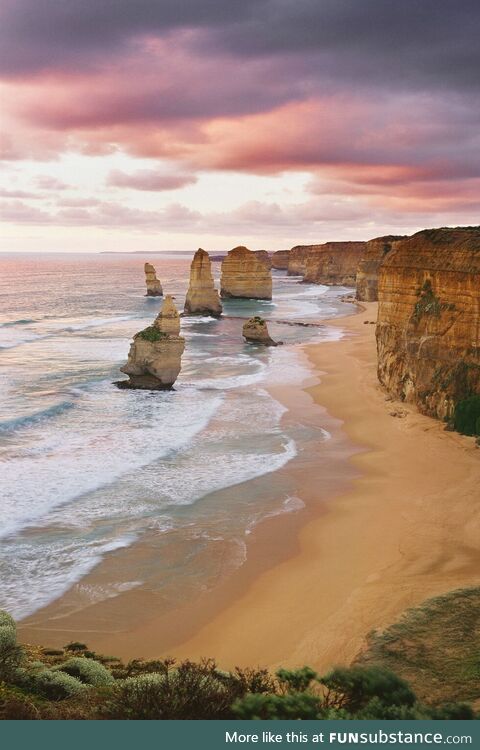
xmin=108 ymin=168 xmax=197 ymax=191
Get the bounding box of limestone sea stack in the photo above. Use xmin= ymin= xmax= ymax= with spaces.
xmin=144 ymin=262 xmax=163 ymax=296
xmin=242 ymin=316 xmax=278 ymax=346
xmin=119 ymin=329 xmax=185 ymax=390
xmin=271 ymin=250 xmax=290 ymax=270
xmin=184 ymin=248 xmax=222 ymax=316
xmin=376 ymin=226 xmax=480 ymax=421
xmin=154 ymin=294 xmax=180 ymax=335
xmin=302 ymin=242 xmax=367 ymax=285
xmin=356 ymin=236 xmax=406 ymax=301
xmin=220 ymin=246 xmax=272 ymax=300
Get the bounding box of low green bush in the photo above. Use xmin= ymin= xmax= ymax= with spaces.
xmin=25 ymin=667 xmax=87 ymax=701
xmin=136 ymin=326 xmax=169 ymax=343
xmin=54 ymin=657 xmax=115 ymax=687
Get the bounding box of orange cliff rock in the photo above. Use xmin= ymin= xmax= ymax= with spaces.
xmin=287 ymin=246 xmax=311 ymax=276
xmin=220 ymin=246 xmax=272 ymax=300
xmin=356 ymin=236 xmax=406 ymax=302
xmin=302 ymin=242 xmax=366 ymax=285
xmin=184 ymin=249 xmax=222 ymax=317
xmin=254 ymin=250 xmax=272 ymax=269
xmin=376 ymin=226 xmax=480 ymax=420
xmin=144 ymin=262 xmax=163 ymax=296
xmin=271 ymin=250 xmax=290 ymax=270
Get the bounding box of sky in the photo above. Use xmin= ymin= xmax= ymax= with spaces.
xmin=1 ymin=1 xmax=479 ymax=253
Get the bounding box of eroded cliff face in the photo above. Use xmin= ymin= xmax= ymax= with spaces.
xmin=254 ymin=250 xmax=272 ymax=269
xmin=220 ymin=246 xmax=272 ymax=300
xmin=184 ymin=248 xmax=222 ymax=316
xmin=303 ymin=242 xmax=366 ymax=285
xmin=287 ymin=246 xmax=311 ymax=276
xmin=271 ymin=250 xmax=290 ymax=270
xmin=376 ymin=227 xmax=480 ymax=420
xmin=144 ymin=262 xmax=163 ymax=296
xmin=356 ymin=236 xmax=405 ymax=301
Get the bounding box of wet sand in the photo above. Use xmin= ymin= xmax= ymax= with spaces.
xmin=19 ymin=302 xmax=480 ymax=671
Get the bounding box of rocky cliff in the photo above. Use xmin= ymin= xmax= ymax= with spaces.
xmin=356 ymin=236 xmax=406 ymax=301
xmin=154 ymin=295 xmax=180 ymax=335
xmin=376 ymin=226 xmax=480 ymax=420
xmin=253 ymin=250 xmax=272 ymax=269
xmin=184 ymin=248 xmax=222 ymax=316
xmin=144 ymin=262 xmax=163 ymax=296
xmin=220 ymin=246 xmax=272 ymax=300
xmin=302 ymin=242 xmax=366 ymax=285
xmin=271 ymin=250 xmax=290 ymax=270
xmin=242 ymin=316 xmax=278 ymax=346
xmin=287 ymin=246 xmax=311 ymax=276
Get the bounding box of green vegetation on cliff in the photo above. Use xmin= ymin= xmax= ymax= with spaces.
xmin=1 ymin=600 xmax=478 ymax=720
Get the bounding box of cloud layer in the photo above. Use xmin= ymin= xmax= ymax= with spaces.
xmin=1 ymin=1 xmax=479 ymax=243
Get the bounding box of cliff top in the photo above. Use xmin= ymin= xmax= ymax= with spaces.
xmin=382 ymin=226 xmax=480 ymax=273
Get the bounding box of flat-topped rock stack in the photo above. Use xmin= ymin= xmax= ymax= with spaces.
xmin=118 ymin=296 xmax=184 ymax=390
xmin=154 ymin=294 xmax=180 ymax=335
xmin=220 ymin=246 xmax=272 ymax=300
xmin=271 ymin=250 xmax=290 ymax=270
xmin=184 ymin=249 xmax=222 ymax=317
xmin=144 ymin=262 xmax=163 ymax=296
xmin=302 ymin=242 xmax=367 ymax=285
xmin=242 ymin=316 xmax=278 ymax=346
xmin=356 ymin=236 xmax=406 ymax=301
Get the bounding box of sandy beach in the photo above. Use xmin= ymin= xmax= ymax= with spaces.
xmin=18 ymin=302 xmax=479 ymax=671
xmin=158 ymin=302 xmax=480 ymax=671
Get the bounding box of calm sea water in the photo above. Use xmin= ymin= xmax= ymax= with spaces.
xmin=0 ymin=253 xmax=352 ymax=619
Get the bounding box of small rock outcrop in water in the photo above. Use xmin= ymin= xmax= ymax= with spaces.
xmin=154 ymin=295 xmax=180 ymax=335
xmin=220 ymin=246 xmax=272 ymax=300
xmin=184 ymin=248 xmax=222 ymax=316
xmin=144 ymin=262 xmax=163 ymax=296
xmin=271 ymin=250 xmax=290 ymax=270
xmin=376 ymin=226 xmax=480 ymax=421
xmin=242 ymin=317 xmax=278 ymax=346
xmin=356 ymin=236 xmax=406 ymax=301
xmin=118 ymin=297 xmax=184 ymax=390
xmin=302 ymin=242 xmax=367 ymax=285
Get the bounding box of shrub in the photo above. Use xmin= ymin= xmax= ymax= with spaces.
xmin=64 ymin=642 xmax=88 ymax=653
xmin=276 ymin=667 xmax=317 ymax=693
xmin=136 ymin=326 xmax=168 ymax=343
xmin=0 ymin=611 xmax=23 ymax=682
xmin=54 ymin=657 xmax=115 ymax=687
xmin=26 ymin=668 xmax=87 ymax=701
xmin=233 ymin=692 xmax=322 ymax=720
xmin=0 ymin=684 xmax=40 ymax=720
xmin=320 ymin=666 xmax=416 ymax=712
xmin=104 ymin=661 xmax=234 ymax=719
xmin=454 ymin=395 xmax=480 ymax=436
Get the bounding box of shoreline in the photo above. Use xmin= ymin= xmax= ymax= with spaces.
xmin=17 ymin=330 xmax=358 ymax=656
xmin=18 ymin=302 xmax=479 ymax=672
xmin=138 ymin=301 xmax=479 ymax=671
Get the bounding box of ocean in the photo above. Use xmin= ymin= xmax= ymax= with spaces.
xmin=0 ymin=252 xmax=353 ymax=621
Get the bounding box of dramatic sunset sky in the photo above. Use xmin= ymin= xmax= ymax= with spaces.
xmin=1 ymin=1 xmax=479 ymax=253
